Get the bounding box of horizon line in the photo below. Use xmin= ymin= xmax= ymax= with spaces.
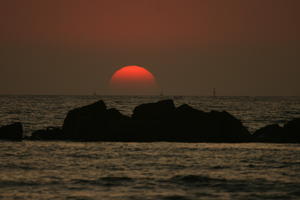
xmin=0 ymin=94 xmax=299 ymax=97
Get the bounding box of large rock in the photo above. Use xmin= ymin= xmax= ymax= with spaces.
xmin=62 ymin=100 xmax=107 ymax=140
xmin=174 ymin=104 xmax=207 ymax=120
xmin=253 ymin=124 xmax=283 ymax=142
xmin=170 ymin=104 xmax=250 ymax=141
xmin=132 ymin=99 xmax=176 ymax=120
xmin=129 ymin=99 xmax=176 ymax=141
xmin=283 ymin=118 xmax=300 ymax=142
xmin=62 ymin=100 xmax=129 ymax=140
xmin=253 ymin=118 xmax=300 ymax=142
xmin=131 ymin=101 xmax=250 ymax=142
xmin=169 ymin=104 xmax=210 ymax=141
xmin=0 ymin=122 xmax=23 ymax=141
xmin=208 ymin=110 xmax=250 ymax=140
xmin=59 ymin=99 xmax=250 ymax=142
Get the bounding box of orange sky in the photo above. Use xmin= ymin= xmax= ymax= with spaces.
xmin=0 ymin=0 xmax=299 ymax=95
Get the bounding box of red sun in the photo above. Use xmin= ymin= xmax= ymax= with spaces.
xmin=110 ymin=65 xmax=158 ymax=94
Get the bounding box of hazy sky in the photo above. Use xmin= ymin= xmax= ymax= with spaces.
xmin=0 ymin=0 xmax=299 ymax=95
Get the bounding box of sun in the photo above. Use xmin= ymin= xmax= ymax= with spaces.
xmin=109 ymin=65 xmax=158 ymax=94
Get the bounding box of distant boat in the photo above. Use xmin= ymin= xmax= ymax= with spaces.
xmin=160 ymin=90 xmax=164 ymax=97
xmin=213 ymin=88 xmax=216 ymax=97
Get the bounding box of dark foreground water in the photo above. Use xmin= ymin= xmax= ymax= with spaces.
xmin=0 ymin=142 xmax=299 ymax=200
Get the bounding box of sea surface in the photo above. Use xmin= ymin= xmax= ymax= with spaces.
xmin=0 ymin=96 xmax=300 ymax=200
xmin=0 ymin=142 xmax=300 ymax=200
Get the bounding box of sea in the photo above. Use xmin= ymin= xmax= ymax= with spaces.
xmin=0 ymin=95 xmax=300 ymax=200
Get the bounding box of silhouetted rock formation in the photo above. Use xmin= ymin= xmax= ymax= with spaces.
xmin=0 ymin=122 xmax=23 ymax=141
xmin=132 ymin=99 xmax=176 ymax=120
xmin=24 ymin=99 xmax=299 ymax=143
xmin=62 ymin=100 xmax=129 ymax=141
xmin=253 ymin=124 xmax=283 ymax=141
xmin=59 ymin=99 xmax=250 ymax=142
xmin=30 ymin=127 xmax=63 ymax=140
xmin=284 ymin=118 xmax=300 ymax=141
xmin=170 ymin=104 xmax=250 ymax=142
xmin=253 ymin=118 xmax=300 ymax=142
xmin=128 ymin=101 xmax=250 ymax=142
xmin=63 ymin=100 xmax=107 ymax=140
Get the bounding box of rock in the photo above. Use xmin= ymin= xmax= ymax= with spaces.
xmin=30 ymin=127 xmax=63 ymax=140
xmin=130 ymin=101 xmax=251 ymax=142
xmin=253 ymin=119 xmax=300 ymax=142
xmin=130 ymin=99 xmax=177 ymax=141
xmin=253 ymin=124 xmax=284 ymax=142
xmin=62 ymin=100 xmax=107 ymax=140
xmin=283 ymin=118 xmax=300 ymax=142
xmin=62 ymin=100 xmax=130 ymax=140
xmin=60 ymin=99 xmax=250 ymax=142
xmin=208 ymin=110 xmax=250 ymax=140
xmin=170 ymin=104 xmax=210 ymax=141
xmin=174 ymin=104 xmax=207 ymax=120
xmin=171 ymin=104 xmax=250 ymax=142
xmin=132 ymin=99 xmax=175 ymax=120
xmin=0 ymin=122 xmax=23 ymax=141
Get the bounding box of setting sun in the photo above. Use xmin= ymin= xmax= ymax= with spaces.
xmin=109 ymin=65 xmax=158 ymax=95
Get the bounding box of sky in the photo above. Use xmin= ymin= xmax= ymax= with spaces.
xmin=0 ymin=0 xmax=299 ymax=95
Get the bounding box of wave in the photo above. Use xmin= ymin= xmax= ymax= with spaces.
xmin=0 ymin=180 xmax=60 ymax=187
xmin=169 ymin=174 xmax=300 ymax=195
xmin=210 ymin=165 xmax=230 ymax=170
xmin=73 ymin=176 xmax=134 ymax=186
xmin=0 ymin=163 xmax=37 ymax=170
xmin=169 ymin=175 xmax=226 ymax=186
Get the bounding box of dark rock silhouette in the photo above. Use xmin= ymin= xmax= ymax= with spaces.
xmin=132 ymin=99 xmax=176 ymax=120
xmin=169 ymin=104 xmax=250 ymax=142
xmin=128 ymin=99 xmax=176 ymax=141
xmin=0 ymin=122 xmax=23 ymax=141
xmin=253 ymin=124 xmax=283 ymax=142
xmin=31 ymin=127 xmax=63 ymax=140
xmin=283 ymin=118 xmax=300 ymax=141
xmin=23 ymin=99 xmax=299 ymax=143
xmin=62 ymin=100 xmax=130 ymax=141
xmin=59 ymin=99 xmax=250 ymax=142
xmin=62 ymin=100 xmax=107 ymax=140
xmin=253 ymin=118 xmax=300 ymax=142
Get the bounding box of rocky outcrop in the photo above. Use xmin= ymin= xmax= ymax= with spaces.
xmin=0 ymin=122 xmax=23 ymax=141
xmin=24 ymin=99 xmax=298 ymax=143
xmin=169 ymin=104 xmax=250 ymax=142
xmin=62 ymin=100 xmax=107 ymax=140
xmin=132 ymin=99 xmax=176 ymax=120
xmin=58 ymin=99 xmax=251 ymax=142
xmin=62 ymin=100 xmax=130 ymax=141
xmin=253 ymin=124 xmax=283 ymax=142
xmin=253 ymin=118 xmax=300 ymax=142
xmin=283 ymin=118 xmax=300 ymax=141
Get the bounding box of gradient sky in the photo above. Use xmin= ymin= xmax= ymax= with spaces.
xmin=0 ymin=0 xmax=299 ymax=95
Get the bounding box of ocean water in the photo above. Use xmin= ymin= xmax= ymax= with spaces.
xmin=0 ymin=142 xmax=299 ymax=200
xmin=1 ymin=96 xmax=300 ymax=200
